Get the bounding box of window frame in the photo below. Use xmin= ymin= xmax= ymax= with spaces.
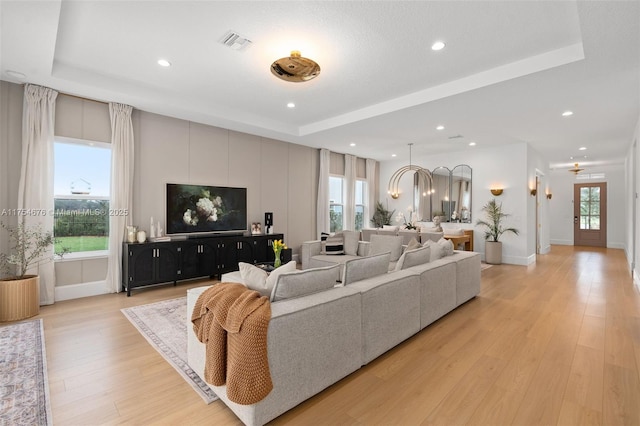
xmin=329 ymin=175 xmax=344 ymax=233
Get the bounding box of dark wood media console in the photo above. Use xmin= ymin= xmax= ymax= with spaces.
xmin=122 ymin=233 xmax=283 ymax=296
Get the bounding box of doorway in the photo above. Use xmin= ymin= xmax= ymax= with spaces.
xmin=574 ymin=182 xmax=607 ymax=247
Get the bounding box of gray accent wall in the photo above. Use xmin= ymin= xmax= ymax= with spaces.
xmin=0 ymin=81 xmax=318 ymax=297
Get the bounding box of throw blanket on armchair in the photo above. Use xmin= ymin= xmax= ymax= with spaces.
xmin=191 ymin=282 xmax=272 ymax=405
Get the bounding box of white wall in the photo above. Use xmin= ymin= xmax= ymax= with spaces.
xmin=548 ymin=164 xmax=626 ymax=249
xmin=379 ymin=142 xmax=536 ymax=265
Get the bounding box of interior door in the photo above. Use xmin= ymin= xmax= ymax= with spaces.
xmin=574 ymin=182 xmax=607 ymax=247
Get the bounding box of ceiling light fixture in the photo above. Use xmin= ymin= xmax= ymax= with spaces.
xmin=431 ymin=41 xmax=446 ymax=51
xmin=287 ymin=102 xmax=295 ymax=108
xmin=436 ymin=125 xmax=445 ymax=130
xmin=271 ymin=51 xmax=320 ymax=83
xmin=568 ymin=163 xmax=584 ymax=175
xmin=391 ymin=154 xmax=397 ymax=157
xmin=579 ymin=146 xmax=587 ymax=151
xmin=469 ymin=142 xmax=476 ymax=146
xmin=562 ymin=111 xmax=573 ymax=117
xmin=350 ymin=143 xmax=356 ymax=147
xmin=387 ymin=143 xmax=433 ymax=204
xmin=157 ymin=59 xmax=171 ymax=67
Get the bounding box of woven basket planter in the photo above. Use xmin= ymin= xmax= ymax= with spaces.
xmin=0 ymin=275 xmax=40 ymax=322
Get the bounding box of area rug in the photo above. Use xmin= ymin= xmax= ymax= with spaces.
xmin=481 ymin=262 xmax=493 ymax=271
xmin=0 ymin=318 xmax=52 ymax=426
xmin=121 ymin=297 xmax=218 ymax=404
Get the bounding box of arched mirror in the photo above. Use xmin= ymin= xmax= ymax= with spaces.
xmin=431 ymin=166 xmax=452 ymax=221
xmin=451 ymin=164 xmax=472 ymax=223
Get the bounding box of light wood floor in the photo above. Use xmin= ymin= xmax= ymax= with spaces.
xmin=36 ymin=245 xmax=640 ymax=425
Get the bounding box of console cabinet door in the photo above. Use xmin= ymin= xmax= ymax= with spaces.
xmin=156 ymin=246 xmax=179 ymax=282
xmin=180 ymin=240 xmax=216 ymax=279
xmin=235 ymin=239 xmax=254 ymax=264
xmin=251 ymin=234 xmax=284 ymax=263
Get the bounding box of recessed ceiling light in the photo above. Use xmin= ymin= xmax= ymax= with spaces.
xmin=391 ymin=154 xmax=397 ymax=157
xmin=157 ymin=59 xmax=171 ymax=67
xmin=436 ymin=125 xmax=445 ymax=130
xmin=469 ymin=142 xmax=476 ymax=146
xmin=562 ymin=111 xmax=573 ymax=117
xmin=350 ymin=143 xmax=356 ymax=147
xmin=431 ymin=41 xmax=446 ymax=51
xmin=287 ymin=102 xmax=295 ymax=108
xmin=579 ymin=147 xmax=587 ymax=151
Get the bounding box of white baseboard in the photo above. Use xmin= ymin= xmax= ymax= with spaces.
xmin=539 ymin=245 xmax=551 ymax=254
xmin=550 ymin=239 xmax=574 ymax=246
xmin=55 ymin=280 xmax=110 ymax=301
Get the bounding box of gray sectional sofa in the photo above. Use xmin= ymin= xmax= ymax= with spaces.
xmin=186 ymin=248 xmax=481 ymax=426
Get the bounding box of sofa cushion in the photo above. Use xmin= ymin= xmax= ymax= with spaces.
xmin=271 ymin=264 xmax=341 ymax=302
xmin=322 ymin=233 xmax=344 ymax=255
xmin=395 ymin=245 xmax=431 ymax=271
xmin=423 ymin=239 xmax=444 ymax=261
xmin=370 ymin=234 xmax=403 ymax=262
xmin=438 ymin=237 xmax=455 ymax=256
xmin=445 ymin=227 xmax=465 ymax=236
xmin=239 ymin=261 xmax=297 ymax=297
xmin=343 ymin=230 xmax=360 ymax=256
xmin=343 ymin=252 xmax=391 ymax=286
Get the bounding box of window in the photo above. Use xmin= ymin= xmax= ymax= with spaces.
xmin=355 ymin=180 xmax=367 ymax=231
xmin=54 ymin=139 xmax=111 ymax=256
xmin=329 ymin=176 xmax=343 ymax=233
xmin=579 ymin=186 xmax=600 ymax=230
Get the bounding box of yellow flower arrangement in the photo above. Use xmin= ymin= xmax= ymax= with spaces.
xmin=273 ymin=239 xmax=287 ymax=268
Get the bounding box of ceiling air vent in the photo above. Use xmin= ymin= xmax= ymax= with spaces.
xmin=221 ymin=31 xmax=252 ymax=51
xmin=448 ymin=134 xmax=464 ymax=140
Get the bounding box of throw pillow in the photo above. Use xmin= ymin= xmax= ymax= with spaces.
xmin=323 ymin=233 xmax=345 ymax=255
xmin=239 ymin=262 xmax=268 ymax=294
xmin=395 ymin=245 xmax=431 ymax=271
xmin=423 ymin=240 xmax=444 ymax=261
xmin=264 ymin=260 xmax=297 ymax=296
xmin=369 ymin=234 xmax=404 ymax=262
xmin=342 ymin=230 xmax=360 ymax=256
xmin=270 ymin=264 xmax=341 ymax=302
xmin=446 ymin=227 xmax=465 ymax=236
xmin=438 ymin=237 xmax=455 ymax=256
xmin=343 ymin=252 xmax=391 ymax=285
xmin=405 ymin=237 xmax=421 ymax=251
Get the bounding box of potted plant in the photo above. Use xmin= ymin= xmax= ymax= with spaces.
xmin=371 ymin=201 xmax=395 ymax=228
xmin=475 ymin=199 xmax=519 ymax=264
xmin=0 ymin=221 xmax=54 ymax=321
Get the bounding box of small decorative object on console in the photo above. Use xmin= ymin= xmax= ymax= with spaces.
xmin=272 ymin=239 xmax=287 ymax=268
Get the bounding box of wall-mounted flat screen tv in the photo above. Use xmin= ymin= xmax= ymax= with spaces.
xmin=166 ymin=183 xmax=247 ymax=235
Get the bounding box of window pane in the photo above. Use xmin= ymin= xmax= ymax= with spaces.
xmin=355 ymin=180 xmax=364 ymax=205
xmin=355 ymin=205 xmax=364 ymax=231
xmin=580 ymin=187 xmax=590 ymax=202
xmin=330 ymin=205 xmax=343 ymax=232
xmin=54 ymin=199 xmax=109 ymax=254
xmin=590 ymin=203 xmax=600 ymax=215
xmin=54 ymin=142 xmax=111 ymax=197
xmin=580 ymin=216 xmax=589 ymax=230
xmin=329 ymin=177 xmax=343 ymax=204
xmin=591 ymin=187 xmax=600 ymax=202
xmin=580 ymin=202 xmax=590 ymax=215
xmin=590 ymin=216 xmax=600 ymax=230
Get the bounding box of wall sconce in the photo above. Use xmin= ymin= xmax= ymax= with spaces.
xmin=390 ymin=192 xmax=400 ymax=199
xmin=530 ymin=189 xmax=537 ymax=197
xmin=546 ymin=193 xmax=552 ymax=200
xmin=490 ymin=188 xmax=503 ymax=196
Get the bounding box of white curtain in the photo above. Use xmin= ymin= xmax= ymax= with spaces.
xmin=105 ymin=103 xmax=134 ymax=293
xmin=344 ymin=154 xmax=356 ymax=230
xmin=316 ymin=148 xmax=331 ymax=238
xmin=18 ymin=84 xmax=58 ymax=305
xmin=365 ymin=158 xmax=377 ymax=228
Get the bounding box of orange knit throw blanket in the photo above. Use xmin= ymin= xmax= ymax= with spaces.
xmin=191 ymin=283 xmax=272 ymax=405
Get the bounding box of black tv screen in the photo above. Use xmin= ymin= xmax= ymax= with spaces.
xmin=166 ymin=183 xmax=247 ymax=235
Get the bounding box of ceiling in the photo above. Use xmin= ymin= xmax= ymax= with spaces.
xmin=1 ymin=1 xmax=638 ymax=169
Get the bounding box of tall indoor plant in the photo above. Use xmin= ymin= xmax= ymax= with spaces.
xmin=0 ymin=222 xmax=54 ymax=321
xmin=475 ymin=199 xmax=519 ymax=264
xmin=371 ymin=201 xmax=395 ymax=228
